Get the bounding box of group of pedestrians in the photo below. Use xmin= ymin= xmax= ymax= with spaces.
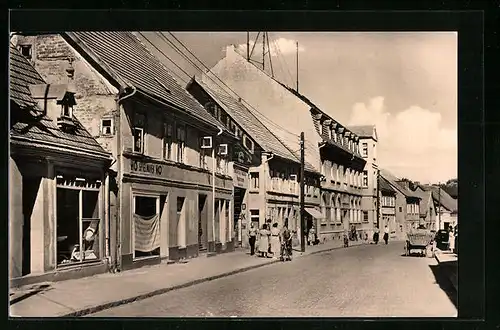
xmin=372 ymin=225 xmax=390 ymax=245
xmin=247 ymin=219 xmax=293 ymax=260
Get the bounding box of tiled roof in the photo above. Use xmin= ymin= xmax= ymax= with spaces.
xmin=348 ymin=125 xmax=375 ymax=139
xmin=278 ymin=81 xmax=360 ymax=139
xmin=413 ymin=187 xmax=432 ymax=216
xmin=423 ymin=185 xmax=458 ymax=213
xmin=9 ymin=43 xmax=45 ymax=110
xmin=64 ymin=32 xmax=223 ymax=131
xmin=9 ymin=43 xmax=109 ymax=158
xmin=380 ymin=168 xmax=420 ymax=199
xmin=379 ymin=176 xmax=396 ymax=194
xmin=192 ymin=78 xmax=317 ymax=172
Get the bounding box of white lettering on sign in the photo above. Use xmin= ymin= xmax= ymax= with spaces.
xmin=131 ymin=160 xmax=163 ymax=176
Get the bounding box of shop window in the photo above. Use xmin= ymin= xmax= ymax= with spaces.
xmin=163 ymin=122 xmax=173 ymax=161
xmin=199 ymin=146 xmax=208 ymax=169
xmin=176 ymin=125 xmax=186 ymax=163
xmin=101 ymin=118 xmax=114 ymax=135
xmin=134 ymin=196 xmax=160 ymax=258
xmin=56 ymin=189 xmax=101 ymax=266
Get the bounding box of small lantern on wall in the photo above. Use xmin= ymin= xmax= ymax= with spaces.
xmin=66 ymin=58 xmax=75 ymax=80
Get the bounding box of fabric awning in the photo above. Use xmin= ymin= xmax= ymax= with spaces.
xmin=305 ymin=207 xmax=324 ymax=219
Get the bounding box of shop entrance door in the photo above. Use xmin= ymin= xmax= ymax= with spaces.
xmin=198 ymin=194 xmax=208 ymax=252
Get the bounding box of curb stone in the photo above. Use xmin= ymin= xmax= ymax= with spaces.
xmin=64 ymin=241 xmax=366 ymax=317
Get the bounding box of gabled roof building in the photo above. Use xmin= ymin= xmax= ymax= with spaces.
xmin=187 ymin=77 xmax=321 ymax=247
xmin=9 ymin=42 xmax=111 ymax=285
xmin=11 ymin=32 xmax=237 ymax=281
xmin=206 ymin=45 xmax=367 ymax=243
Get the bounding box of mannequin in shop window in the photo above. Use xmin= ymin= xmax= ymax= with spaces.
xmin=70 ymin=220 xmax=99 ymax=261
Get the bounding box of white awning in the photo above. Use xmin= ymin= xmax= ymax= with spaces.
xmin=305 ymin=207 xmax=324 ymax=219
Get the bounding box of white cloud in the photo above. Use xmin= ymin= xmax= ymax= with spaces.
xmin=237 ymin=37 xmax=305 ymax=57
xmin=348 ymin=97 xmax=457 ymax=183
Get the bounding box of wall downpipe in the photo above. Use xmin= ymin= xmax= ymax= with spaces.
xmin=114 ymin=86 xmax=137 ymax=272
xmin=212 ymin=127 xmax=224 ymax=251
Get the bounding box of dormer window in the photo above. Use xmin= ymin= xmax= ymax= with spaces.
xmin=20 ymin=44 xmax=32 ymax=60
xmin=61 ymin=104 xmax=73 ymax=118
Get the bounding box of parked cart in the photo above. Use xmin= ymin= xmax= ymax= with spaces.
xmin=404 ymin=229 xmax=434 ymax=257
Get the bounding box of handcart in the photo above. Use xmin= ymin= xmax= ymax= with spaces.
xmin=404 ymin=230 xmax=434 ymax=257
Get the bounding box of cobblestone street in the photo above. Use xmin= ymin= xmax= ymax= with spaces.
xmin=89 ymin=242 xmax=457 ymax=317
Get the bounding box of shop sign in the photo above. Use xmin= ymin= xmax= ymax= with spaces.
xmin=233 ymin=168 xmax=248 ymax=188
xmin=131 ymin=160 xmax=164 ymax=176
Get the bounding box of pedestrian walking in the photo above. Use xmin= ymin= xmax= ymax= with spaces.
xmin=270 ymin=223 xmax=281 ymax=258
xmin=280 ymin=220 xmax=293 ymax=261
xmin=266 ymin=218 xmax=272 ymax=254
xmin=248 ymin=223 xmax=258 ymax=256
xmin=258 ymin=224 xmax=271 ymax=258
xmin=373 ymin=227 xmax=379 ymax=244
xmin=383 ymin=225 xmax=389 ymax=245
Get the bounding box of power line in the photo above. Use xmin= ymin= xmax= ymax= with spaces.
xmin=271 ymin=33 xmax=295 ymax=89
xmin=137 ymin=32 xmax=191 ymax=85
xmin=164 ymin=32 xmax=300 ymax=138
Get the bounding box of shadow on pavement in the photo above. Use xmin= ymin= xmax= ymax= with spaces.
xmin=429 ymin=263 xmax=457 ymax=309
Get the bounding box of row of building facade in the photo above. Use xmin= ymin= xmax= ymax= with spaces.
xmin=9 ymin=32 xmax=457 ymax=287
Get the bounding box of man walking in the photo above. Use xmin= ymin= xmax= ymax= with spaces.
xmin=383 ymin=225 xmax=389 ymax=245
xmin=248 ymin=223 xmax=257 ymax=256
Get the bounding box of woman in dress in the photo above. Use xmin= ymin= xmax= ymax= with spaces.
xmin=270 ymin=223 xmax=281 ymax=258
xmin=258 ymin=224 xmax=270 ymax=258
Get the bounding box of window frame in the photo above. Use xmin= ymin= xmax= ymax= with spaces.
xmin=163 ymin=121 xmax=174 ymax=161
xmin=100 ymin=117 xmax=114 ymax=136
xmin=362 ymin=142 xmax=368 ymax=157
xmin=176 ymin=124 xmax=186 ymax=164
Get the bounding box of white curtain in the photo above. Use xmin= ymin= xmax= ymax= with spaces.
xmin=134 ymin=214 xmax=160 ymax=252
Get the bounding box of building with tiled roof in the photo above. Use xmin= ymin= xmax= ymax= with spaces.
xmin=412 ymin=185 xmax=437 ymax=230
xmin=187 ymin=77 xmax=322 ymax=245
xmin=11 ymin=32 xmax=237 ymax=278
xmin=346 ymin=125 xmax=379 ymax=232
xmin=379 ymin=169 xmax=422 ymax=235
xmin=9 ymin=42 xmax=111 ymax=284
xmin=421 ymin=184 xmax=458 ymax=230
xmin=206 ymin=45 xmax=368 ymax=243
xmin=378 ymin=176 xmax=398 ymax=238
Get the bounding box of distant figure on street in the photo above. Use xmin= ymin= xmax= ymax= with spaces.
xmin=258 ymin=224 xmax=271 ymax=258
xmin=343 ymin=231 xmax=349 ymax=247
xmin=373 ymin=227 xmax=380 ymax=244
xmin=383 ymin=225 xmax=389 ymax=245
xmin=270 ymin=223 xmax=281 ymax=258
xmin=448 ymin=226 xmax=455 ymax=252
xmin=248 ymin=223 xmax=258 ymax=256
xmin=280 ymin=220 xmax=293 ymax=261
xmin=266 ymin=219 xmax=273 ymax=253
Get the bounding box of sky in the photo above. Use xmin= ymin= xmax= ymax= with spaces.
xmin=136 ymin=32 xmax=457 ymax=184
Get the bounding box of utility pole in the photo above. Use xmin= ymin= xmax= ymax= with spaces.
xmin=296 ymin=41 xmax=299 ymax=93
xmin=246 ymin=32 xmax=250 ymax=61
xmin=300 ymin=132 xmax=306 ymax=253
xmin=438 ymin=182 xmax=441 ymax=230
xmin=262 ymin=33 xmax=266 ymax=71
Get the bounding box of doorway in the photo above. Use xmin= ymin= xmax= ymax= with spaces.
xmin=198 ymin=194 xmax=208 ymax=251
xmin=233 ymin=188 xmax=246 ymax=245
xmin=22 ymin=177 xmax=41 ymax=276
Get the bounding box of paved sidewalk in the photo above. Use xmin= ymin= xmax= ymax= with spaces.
xmin=434 ymin=248 xmax=458 ymax=291
xmin=10 ymin=238 xmax=364 ymax=318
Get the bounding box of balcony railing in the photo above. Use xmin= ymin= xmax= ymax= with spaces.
xmin=267 ymin=178 xmax=299 ymax=195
